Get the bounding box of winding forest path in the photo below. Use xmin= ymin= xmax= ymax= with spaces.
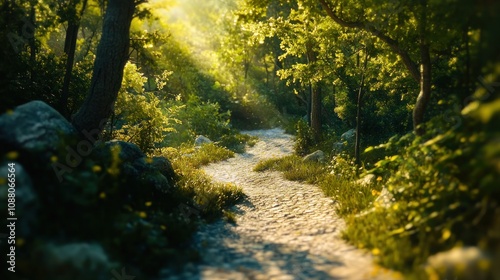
xmin=162 ymin=129 xmax=393 ymax=280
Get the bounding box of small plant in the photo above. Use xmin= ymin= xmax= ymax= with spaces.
xmin=254 ymin=155 xmax=326 ymax=184
xmin=293 ymin=119 xmax=315 ymax=156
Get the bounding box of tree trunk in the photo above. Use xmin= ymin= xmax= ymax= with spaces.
xmin=72 ymin=0 xmax=136 ymax=135
xmin=413 ymin=1 xmax=431 ymax=135
xmin=319 ymin=0 xmax=433 ymax=134
xmin=28 ymin=3 xmax=36 ymax=81
xmin=311 ymin=84 xmax=322 ymax=142
xmin=59 ymin=0 xmax=88 ymax=118
xmin=306 ymin=41 xmax=322 ymax=142
xmin=355 ymin=50 xmax=369 ymax=167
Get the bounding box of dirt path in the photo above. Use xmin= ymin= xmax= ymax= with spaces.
xmin=161 ymin=128 xmax=393 ymax=280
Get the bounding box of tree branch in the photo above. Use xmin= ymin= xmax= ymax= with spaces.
xmin=318 ymin=0 xmax=420 ymax=82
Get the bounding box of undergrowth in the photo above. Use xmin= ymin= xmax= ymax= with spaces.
xmin=157 ymin=143 xmax=245 ymax=221
xmin=260 ymin=92 xmax=500 ymax=279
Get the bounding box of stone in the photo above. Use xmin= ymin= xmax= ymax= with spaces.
xmin=374 ymin=187 xmax=394 ymax=208
xmin=302 ymin=150 xmax=325 ymax=163
xmin=340 ymin=129 xmax=356 ymax=142
xmin=151 ymin=156 xmax=177 ymax=185
xmin=39 ymin=243 xmax=112 ymax=280
xmin=0 ymin=161 xmax=38 ymax=237
xmin=194 ymin=135 xmax=212 ymax=147
xmin=93 ymin=140 xmax=145 ymax=163
xmin=425 ymin=247 xmax=494 ymax=280
xmin=331 ymin=129 xmax=356 ymax=155
xmin=332 ymin=142 xmax=344 ymax=153
xmin=0 ymin=100 xmax=77 ymax=154
xmin=356 ymin=174 xmax=376 ymax=186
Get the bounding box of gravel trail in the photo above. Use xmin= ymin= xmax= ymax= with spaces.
xmin=162 ymin=128 xmax=393 ymax=280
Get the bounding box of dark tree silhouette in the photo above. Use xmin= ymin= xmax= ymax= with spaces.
xmin=72 ymin=0 xmax=140 ymax=135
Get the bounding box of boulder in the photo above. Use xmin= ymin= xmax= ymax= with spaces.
xmin=425 ymin=247 xmax=494 ymax=280
xmin=332 ymin=129 xmax=356 ymax=155
xmin=131 ymin=157 xmax=174 ymax=193
xmin=303 ymin=150 xmax=325 ymax=163
xmin=374 ymin=187 xmax=394 ymax=208
xmin=151 ymin=156 xmax=176 ymax=185
xmin=341 ymin=128 xmax=356 ymax=142
xmin=194 ymin=135 xmax=212 ymax=147
xmin=332 ymin=141 xmax=344 ymax=153
xmin=356 ymin=174 xmax=376 ymax=186
xmin=39 ymin=243 xmax=113 ymax=280
xmin=0 ymin=161 xmax=38 ymax=237
xmin=0 ymin=101 xmax=77 ymax=154
xmin=93 ymin=140 xmax=145 ymax=163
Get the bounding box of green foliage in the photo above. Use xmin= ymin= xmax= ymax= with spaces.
xmin=110 ymin=62 xmax=177 ymax=154
xmin=165 ymin=99 xmax=258 ymax=152
xmin=160 ymin=145 xmax=245 ymax=221
xmin=169 ymin=143 xmax=235 ymax=169
xmin=343 ymin=91 xmax=500 ymax=276
xmin=293 ymin=119 xmax=315 ymax=156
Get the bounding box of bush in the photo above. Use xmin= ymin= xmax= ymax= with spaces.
xmin=110 ymin=62 xmax=177 ymax=154
xmin=294 ymin=119 xmax=315 ymax=156
xmin=164 ymin=99 xmax=257 ymax=152
xmin=341 ymin=93 xmax=500 ymax=277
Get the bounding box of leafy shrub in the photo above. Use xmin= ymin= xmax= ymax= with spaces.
xmin=165 ymin=99 xmax=257 ymax=152
xmin=342 ymin=93 xmax=500 ymax=276
xmin=294 ymin=119 xmax=315 ymax=156
xmin=110 ymin=62 xmax=177 ymax=154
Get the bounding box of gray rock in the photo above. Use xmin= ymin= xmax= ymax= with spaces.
xmin=331 ymin=129 xmax=356 ymax=155
xmin=374 ymin=187 xmax=394 ymax=208
xmin=0 ymin=100 xmax=77 ymax=153
xmin=151 ymin=156 xmax=176 ymax=185
xmin=194 ymin=135 xmax=212 ymax=147
xmin=127 ymin=156 xmax=176 ymax=193
xmin=94 ymin=140 xmax=145 ymax=163
xmin=39 ymin=243 xmax=113 ymax=280
xmin=0 ymin=161 xmax=38 ymax=237
xmin=332 ymin=142 xmax=344 ymax=153
xmin=340 ymin=129 xmax=356 ymax=142
xmin=92 ymin=141 xmax=176 ymax=197
xmin=356 ymin=174 xmax=376 ymax=186
xmin=302 ymin=150 xmax=325 ymax=163
xmin=425 ymin=247 xmax=495 ymax=280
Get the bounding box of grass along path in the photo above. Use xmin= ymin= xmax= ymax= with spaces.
xmin=161 ymin=128 xmax=397 ymax=279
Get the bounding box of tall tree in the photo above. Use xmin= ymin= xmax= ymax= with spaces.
xmin=58 ymin=0 xmax=88 ymax=118
xmin=72 ymin=0 xmax=140 ymax=134
xmin=317 ymin=0 xmax=429 ymax=133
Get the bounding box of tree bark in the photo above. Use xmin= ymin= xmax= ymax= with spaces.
xmin=355 ymin=50 xmax=369 ymax=167
xmin=311 ymin=84 xmax=322 ymax=142
xmin=72 ymin=0 xmax=136 ymax=135
xmin=413 ymin=1 xmax=431 ymax=135
xmin=59 ymin=0 xmax=88 ymax=118
xmin=306 ymin=41 xmax=322 ymax=142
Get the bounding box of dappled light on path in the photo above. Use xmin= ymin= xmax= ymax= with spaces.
xmin=161 ymin=129 xmax=396 ymax=279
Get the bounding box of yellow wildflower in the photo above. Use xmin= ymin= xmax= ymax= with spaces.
xmin=6 ymin=151 xmax=18 ymax=160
